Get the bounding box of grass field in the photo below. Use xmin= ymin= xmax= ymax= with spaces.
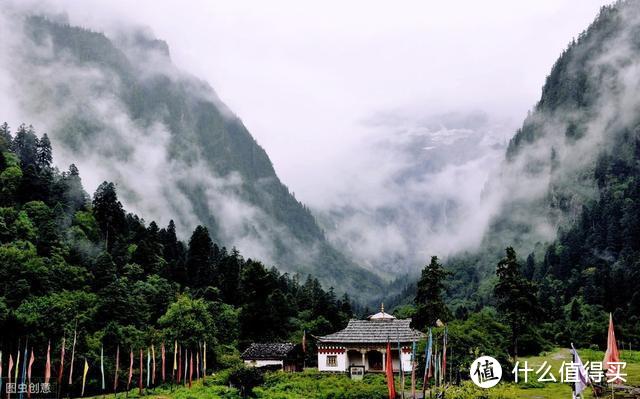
xmin=440 ymin=348 xmax=640 ymax=398
xmin=97 ymin=348 xmax=640 ymax=399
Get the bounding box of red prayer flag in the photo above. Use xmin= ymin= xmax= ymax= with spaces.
xmin=385 ymin=341 xmax=396 ymax=399
xmin=57 ymin=338 xmax=65 ymax=387
xmin=45 ymin=341 xmax=51 ymax=384
xmin=604 ymin=313 xmax=622 ymax=383
xmin=27 ymin=349 xmax=35 ymax=399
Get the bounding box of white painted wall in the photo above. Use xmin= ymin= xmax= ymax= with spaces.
xmin=318 ymin=352 xmax=347 ymax=372
xmin=318 ymin=347 xmax=415 ymax=373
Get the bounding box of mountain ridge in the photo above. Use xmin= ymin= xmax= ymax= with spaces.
xmin=1 ymin=11 xmax=384 ymax=297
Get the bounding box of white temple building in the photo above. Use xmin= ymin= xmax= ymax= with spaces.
xmin=316 ymin=305 xmax=425 ymax=373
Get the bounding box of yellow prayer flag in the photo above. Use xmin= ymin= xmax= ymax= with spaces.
xmin=14 ymin=349 xmax=19 ymax=381
xmin=81 ymin=358 xmax=89 ymax=397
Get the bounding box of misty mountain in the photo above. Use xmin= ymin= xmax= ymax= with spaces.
xmin=316 ymin=111 xmax=510 ymax=277
xmin=0 ymin=11 xmax=382 ymax=296
xmin=441 ymin=0 xmax=640 ymax=329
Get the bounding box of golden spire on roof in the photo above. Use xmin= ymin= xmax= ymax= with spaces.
xmin=381 ymin=302 xmax=384 ymax=313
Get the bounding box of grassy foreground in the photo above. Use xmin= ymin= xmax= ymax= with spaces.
xmin=97 ymin=348 xmax=640 ymax=399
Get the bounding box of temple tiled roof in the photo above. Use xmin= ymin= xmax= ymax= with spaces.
xmin=317 ymin=319 xmax=425 ymax=344
xmin=241 ymin=343 xmax=296 ymax=360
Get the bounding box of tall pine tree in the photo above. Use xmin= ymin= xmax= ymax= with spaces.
xmin=414 ymin=256 xmax=451 ymax=330
xmin=494 ymin=247 xmax=539 ymax=360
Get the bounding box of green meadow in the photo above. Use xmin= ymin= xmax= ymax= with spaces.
xmin=96 ymin=348 xmax=640 ymax=399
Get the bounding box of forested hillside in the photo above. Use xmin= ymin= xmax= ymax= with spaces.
xmin=491 ymin=1 xmax=640 ymax=348
xmin=0 ymin=11 xmax=382 ymax=297
xmin=394 ymin=0 xmax=640 ymax=353
xmin=0 ymin=122 xmax=354 ymax=396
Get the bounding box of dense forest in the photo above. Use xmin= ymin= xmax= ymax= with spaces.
xmin=393 ymin=1 xmax=640 ymax=370
xmin=4 ymin=1 xmax=640 ymax=396
xmin=0 ymin=122 xmax=354 ymax=396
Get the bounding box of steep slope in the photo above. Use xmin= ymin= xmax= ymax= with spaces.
xmin=0 ymin=12 xmax=382 ymax=296
xmin=443 ymin=0 xmax=640 ymax=327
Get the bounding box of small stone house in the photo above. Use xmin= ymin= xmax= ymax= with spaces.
xmin=241 ymin=343 xmax=301 ymax=372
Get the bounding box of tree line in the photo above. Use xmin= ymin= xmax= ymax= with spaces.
xmin=0 ymin=122 xmax=353 ymax=396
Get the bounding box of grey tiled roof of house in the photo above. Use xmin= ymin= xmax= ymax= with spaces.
xmin=241 ymin=343 xmax=296 ymax=360
xmin=317 ymin=319 xmax=425 ymax=343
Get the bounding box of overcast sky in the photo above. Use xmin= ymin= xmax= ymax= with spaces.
xmin=40 ymin=0 xmax=610 ymax=207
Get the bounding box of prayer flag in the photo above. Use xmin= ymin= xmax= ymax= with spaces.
xmin=100 ymin=346 xmax=105 ymax=391
xmin=570 ymin=343 xmax=590 ymax=396
xmin=57 ymin=338 xmax=65 ymax=387
xmin=196 ymin=352 xmax=200 ymax=381
xmin=197 ymin=342 xmax=201 ymax=380
xmin=302 ymin=330 xmax=306 ymax=353
xmin=172 ymin=341 xmax=177 ymax=383
xmin=81 ymin=359 xmax=89 ymax=397
xmin=146 ymin=348 xmax=150 ymax=388
xmin=411 ymin=341 xmax=417 ymax=399
xmin=161 ymin=342 xmax=165 ymax=383
xmin=27 ymin=349 xmax=34 ymax=399
xmin=423 ymin=328 xmax=433 ymax=385
xmin=139 ymin=349 xmax=143 ymax=395
xmin=45 ymin=341 xmax=51 ymax=384
xmin=8 ymin=355 xmax=14 ymax=399
xmin=113 ymin=345 xmax=119 ymax=392
xmin=442 ymin=326 xmax=447 ymax=384
xmin=127 ymin=349 xmax=133 ymax=391
xmin=203 ymin=342 xmax=207 ymax=381
xmin=20 ymin=345 xmax=27 ymax=399
xmin=14 ymin=347 xmax=19 ymax=383
xmin=177 ymin=346 xmax=181 ymax=384
xmin=188 ymin=352 xmax=192 ymax=389
xmin=604 ymin=313 xmax=622 ymax=384
xmin=173 ymin=341 xmax=177 ymax=371
xmin=183 ymin=348 xmax=187 ymax=385
xmin=385 ymin=341 xmax=396 ymax=399
xmin=151 ymin=345 xmax=156 ymax=385
xmin=68 ymin=327 xmax=77 ymax=385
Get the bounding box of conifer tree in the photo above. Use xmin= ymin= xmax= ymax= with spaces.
xmin=414 ymin=256 xmax=451 ymax=330
xmin=0 ymin=122 xmax=11 ymax=148
xmin=494 ymin=247 xmax=539 ymax=360
xmin=186 ymin=225 xmax=214 ymax=287
xmin=92 ymin=181 xmax=126 ymax=248
xmin=36 ymin=133 xmax=52 ymax=170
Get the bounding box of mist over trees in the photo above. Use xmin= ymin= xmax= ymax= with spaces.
xmin=384 ymin=2 xmax=640 ymax=368
xmin=0 ymin=122 xmax=354 ymax=396
xmin=0 ymin=11 xmax=383 ymax=298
